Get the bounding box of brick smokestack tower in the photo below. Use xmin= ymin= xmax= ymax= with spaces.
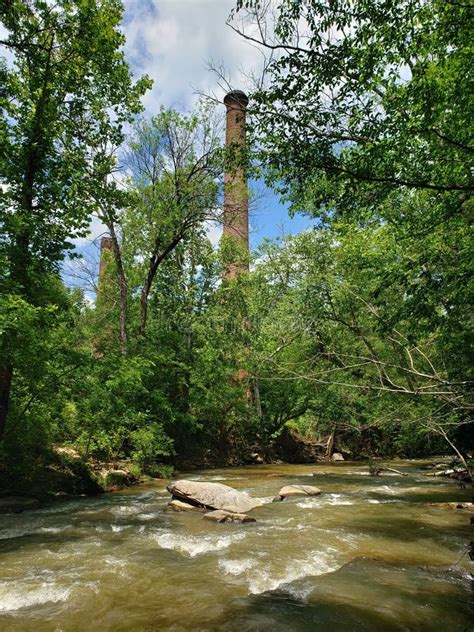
xmin=223 ymin=90 xmax=249 ymax=279
xmin=99 ymin=236 xmax=113 ymax=279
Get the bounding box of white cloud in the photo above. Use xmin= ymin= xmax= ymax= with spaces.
xmin=122 ymin=0 xmax=261 ymax=112
xmin=205 ymin=220 xmax=223 ymax=249
xmin=0 ymin=23 xmax=15 ymax=68
xmin=72 ymin=214 xmax=107 ymax=247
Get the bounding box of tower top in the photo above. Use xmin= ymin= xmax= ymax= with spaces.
xmin=100 ymin=236 xmax=113 ymax=249
xmin=224 ymin=90 xmax=249 ymax=108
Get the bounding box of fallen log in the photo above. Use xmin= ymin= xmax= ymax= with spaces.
xmin=380 ymin=467 xmax=408 ymax=477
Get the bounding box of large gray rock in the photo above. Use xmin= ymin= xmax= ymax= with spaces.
xmin=167 ymin=480 xmax=263 ymax=514
xmin=204 ymin=509 xmax=256 ymax=523
xmin=277 ymin=485 xmax=321 ymax=500
xmin=0 ymin=497 xmax=40 ymax=514
xmin=331 ymin=452 xmax=345 ymax=462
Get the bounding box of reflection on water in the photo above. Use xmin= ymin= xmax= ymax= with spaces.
xmin=0 ymin=461 xmax=472 ymax=631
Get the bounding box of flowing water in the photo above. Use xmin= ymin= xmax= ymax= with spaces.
xmin=0 ymin=460 xmax=473 ymax=631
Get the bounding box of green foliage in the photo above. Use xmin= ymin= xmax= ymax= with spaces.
xmin=0 ymin=0 xmax=150 ymax=445
xmin=144 ymin=463 xmax=174 ymax=479
xmin=236 ymin=0 xmax=472 ymax=210
xmin=130 ymin=423 xmax=173 ymax=466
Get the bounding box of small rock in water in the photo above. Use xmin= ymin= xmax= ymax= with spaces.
xmin=277 ymin=485 xmax=321 ymax=500
xmin=204 ymin=510 xmax=256 ymax=523
xmin=168 ymin=499 xmax=203 ymax=512
xmin=0 ymin=497 xmax=40 ymax=514
xmin=331 ymin=453 xmax=345 ymax=462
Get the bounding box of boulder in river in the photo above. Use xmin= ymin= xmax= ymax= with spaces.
xmin=204 ymin=509 xmax=256 ymax=523
xmin=277 ymin=484 xmax=321 ymax=500
xmin=0 ymin=497 xmax=40 ymax=514
xmin=167 ymin=480 xmax=263 ymax=513
xmin=331 ymin=452 xmax=345 ymax=462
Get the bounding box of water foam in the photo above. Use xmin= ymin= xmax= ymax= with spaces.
xmin=104 ymin=556 xmax=127 ymax=568
xmin=37 ymin=527 xmax=65 ymax=534
xmin=245 ymin=552 xmax=339 ymax=595
xmin=152 ymin=530 xmax=246 ymax=557
xmin=0 ymin=522 xmax=69 ymax=541
xmin=137 ymin=512 xmax=161 ymax=521
xmin=369 ymin=484 xmax=400 ymax=495
xmin=296 ymin=493 xmax=355 ymax=509
xmin=110 ymin=505 xmax=143 ymax=517
xmin=0 ymin=581 xmax=72 ymax=613
xmin=218 ymin=558 xmax=256 ymax=575
xmin=368 ymin=498 xmax=399 ymax=504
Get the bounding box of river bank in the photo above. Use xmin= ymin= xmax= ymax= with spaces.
xmin=0 ymin=460 xmax=472 ymax=630
xmin=1 ymin=440 xmax=471 ymax=515
xmin=0 ymin=428 xmax=346 ymax=510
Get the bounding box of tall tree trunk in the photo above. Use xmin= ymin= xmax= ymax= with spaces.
xmin=138 ymin=231 xmax=185 ymax=338
xmin=0 ymin=33 xmax=53 ymax=439
xmin=1 ymin=222 xmax=30 ymax=439
xmin=139 ymin=272 xmax=154 ymax=338
xmin=2 ymin=134 xmax=35 ymax=440
xmin=325 ymin=424 xmax=336 ymax=460
xmin=0 ymin=359 xmax=13 ymax=440
xmin=106 ymin=220 xmax=128 ymax=354
xmin=252 ymin=377 xmax=262 ymax=418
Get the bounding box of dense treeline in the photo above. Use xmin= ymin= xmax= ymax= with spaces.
xmin=0 ymin=0 xmax=472 ymax=491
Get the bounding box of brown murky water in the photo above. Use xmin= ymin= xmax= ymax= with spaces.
xmin=0 ymin=460 xmax=472 ymax=631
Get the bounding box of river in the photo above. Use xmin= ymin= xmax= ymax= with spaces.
xmin=0 ymin=460 xmax=472 ymax=631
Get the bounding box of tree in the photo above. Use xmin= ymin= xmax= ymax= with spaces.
xmin=0 ymin=0 xmax=150 ymax=438
xmin=121 ymin=106 xmax=222 ymax=338
xmin=231 ymin=0 xmax=472 ymax=211
xmin=249 ymin=227 xmax=473 ymax=463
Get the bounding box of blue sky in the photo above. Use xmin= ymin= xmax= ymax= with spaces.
xmin=65 ymin=0 xmax=314 ymax=290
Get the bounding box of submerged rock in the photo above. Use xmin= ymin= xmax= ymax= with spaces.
xmin=277 ymin=484 xmax=321 ymax=500
xmin=0 ymin=497 xmax=40 ymax=514
xmin=167 ymin=480 xmax=263 ymax=514
xmin=429 ymin=502 xmax=474 ymax=512
xmin=204 ymin=509 xmax=256 ymax=523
